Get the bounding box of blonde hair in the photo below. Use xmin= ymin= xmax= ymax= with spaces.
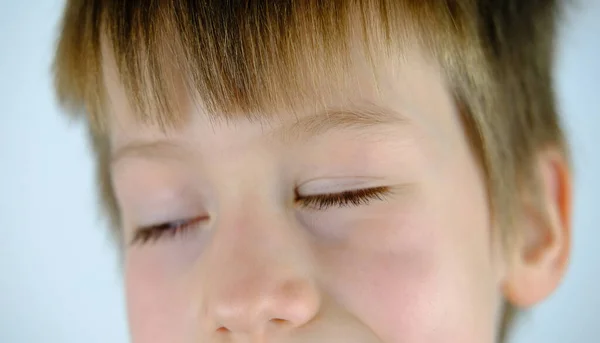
xmin=53 ymin=1 xmax=569 ymax=340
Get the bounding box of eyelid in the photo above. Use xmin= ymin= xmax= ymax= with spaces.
xmin=130 ymin=216 xmax=208 ymax=245
xmin=296 ymin=177 xmax=387 ymax=196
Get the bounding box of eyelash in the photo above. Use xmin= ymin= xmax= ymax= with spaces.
xmin=131 ymin=217 xmax=205 ymax=246
xmin=130 ymin=186 xmax=390 ymax=245
xmin=295 ymin=186 xmax=391 ymax=210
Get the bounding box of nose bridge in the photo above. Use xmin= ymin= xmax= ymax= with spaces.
xmin=199 ymin=205 xmax=320 ymax=336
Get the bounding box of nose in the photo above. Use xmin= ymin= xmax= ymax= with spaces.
xmin=201 ymin=214 xmax=321 ymax=336
xmin=210 ymin=274 xmax=320 ymax=334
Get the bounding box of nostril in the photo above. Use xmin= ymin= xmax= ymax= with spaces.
xmin=269 ymin=318 xmax=287 ymax=325
xmin=215 ymin=319 xmax=288 ymax=335
xmin=216 ymin=326 xmax=229 ymax=334
xmin=268 ymin=317 xmax=291 ymax=331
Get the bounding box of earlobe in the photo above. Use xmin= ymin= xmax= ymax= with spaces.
xmin=502 ymin=148 xmax=572 ymax=308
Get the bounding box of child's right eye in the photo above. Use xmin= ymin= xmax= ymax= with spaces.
xmin=131 ymin=216 xmax=207 ymax=246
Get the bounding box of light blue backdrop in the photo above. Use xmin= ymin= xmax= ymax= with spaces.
xmin=1 ymin=1 xmax=598 ymax=342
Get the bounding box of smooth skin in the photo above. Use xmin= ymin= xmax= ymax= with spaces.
xmin=105 ymin=40 xmax=571 ymax=343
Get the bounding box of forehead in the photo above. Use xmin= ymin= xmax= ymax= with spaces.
xmin=103 ymin=39 xmax=456 ymax=152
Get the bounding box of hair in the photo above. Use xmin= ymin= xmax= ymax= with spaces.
xmin=52 ymin=0 xmax=569 ymax=341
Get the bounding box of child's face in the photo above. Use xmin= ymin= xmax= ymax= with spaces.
xmin=107 ymin=46 xmax=507 ymax=343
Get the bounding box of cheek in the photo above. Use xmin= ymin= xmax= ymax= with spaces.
xmin=125 ymin=249 xmax=197 ymax=343
xmin=318 ymin=198 xmax=499 ymax=342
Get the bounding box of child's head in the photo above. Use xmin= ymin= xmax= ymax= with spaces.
xmin=53 ymin=1 xmax=572 ymax=342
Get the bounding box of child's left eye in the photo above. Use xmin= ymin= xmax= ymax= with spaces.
xmin=295 ymin=186 xmax=391 ymax=210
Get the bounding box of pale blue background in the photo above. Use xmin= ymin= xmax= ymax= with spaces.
xmin=0 ymin=1 xmax=598 ymax=342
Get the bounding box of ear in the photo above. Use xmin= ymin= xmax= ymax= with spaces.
xmin=502 ymin=148 xmax=572 ymax=308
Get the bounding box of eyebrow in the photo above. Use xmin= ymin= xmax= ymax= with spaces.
xmin=111 ymin=103 xmax=407 ymax=164
xmin=111 ymin=140 xmax=188 ymax=165
xmin=278 ymin=103 xmax=407 ymax=140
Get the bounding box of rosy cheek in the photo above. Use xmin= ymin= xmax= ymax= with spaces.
xmin=125 ymin=249 xmax=197 ymax=343
xmin=319 ymin=238 xmax=445 ymax=341
xmin=316 ymin=208 xmax=495 ymax=343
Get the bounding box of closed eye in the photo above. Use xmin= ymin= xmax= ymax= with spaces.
xmin=130 ymin=187 xmax=391 ymax=245
xmin=295 ymin=186 xmax=391 ymax=210
xmin=130 ymin=216 xmax=207 ymax=246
